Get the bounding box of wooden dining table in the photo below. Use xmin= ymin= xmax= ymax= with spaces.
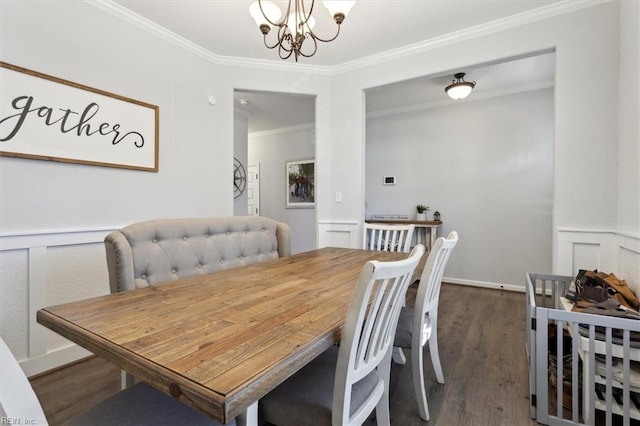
xmin=37 ymin=247 xmax=423 ymax=425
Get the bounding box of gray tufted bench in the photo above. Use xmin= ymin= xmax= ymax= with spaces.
xmin=104 ymin=216 xmax=291 ymax=293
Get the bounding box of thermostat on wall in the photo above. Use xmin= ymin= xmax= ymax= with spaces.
xmin=383 ymin=176 xmax=396 ymax=185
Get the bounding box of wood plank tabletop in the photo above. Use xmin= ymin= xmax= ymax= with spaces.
xmin=37 ymin=247 xmax=421 ymax=424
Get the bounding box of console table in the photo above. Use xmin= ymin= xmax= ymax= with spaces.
xmin=365 ymin=219 xmax=442 ymax=251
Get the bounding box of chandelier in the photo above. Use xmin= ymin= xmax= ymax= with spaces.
xmin=445 ymin=73 xmax=476 ymax=100
xmin=249 ymin=1 xmax=356 ymax=62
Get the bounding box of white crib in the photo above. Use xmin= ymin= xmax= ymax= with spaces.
xmin=526 ymin=272 xmax=640 ymax=425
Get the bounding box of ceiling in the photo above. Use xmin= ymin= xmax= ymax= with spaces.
xmin=112 ymin=0 xmax=567 ymax=67
xmin=110 ymin=0 xmax=563 ymax=132
xmin=235 ymin=51 xmax=555 ymax=132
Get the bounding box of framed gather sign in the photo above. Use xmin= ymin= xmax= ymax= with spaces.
xmin=0 ymin=62 xmax=159 ymax=171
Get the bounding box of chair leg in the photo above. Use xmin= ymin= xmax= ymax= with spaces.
xmin=375 ymin=350 xmax=393 ymax=426
xmin=375 ymin=387 xmax=392 ymax=426
xmin=392 ymin=346 xmax=407 ymax=365
xmin=237 ymin=400 xmax=258 ymax=426
xmin=411 ymin=342 xmax=430 ymax=421
xmin=429 ymin=318 xmax=445 ymax=384
xmin=120 ymin=370 xmax=135 ymax=389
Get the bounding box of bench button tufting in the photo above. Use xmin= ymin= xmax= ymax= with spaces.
xmin=183 ymin=236 xmax=188 ymax=241
xmin=152 ymin=238 xmax=157 ymax=243
xmin=172 ymin=268 xmax=177 ymax=273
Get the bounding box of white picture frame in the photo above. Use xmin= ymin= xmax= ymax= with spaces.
xmin=286 ymin=159 xmax=315 ymax=208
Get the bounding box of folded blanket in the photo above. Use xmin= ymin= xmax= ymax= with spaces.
xmin=573 ymin=299 xmax=640 ymax=347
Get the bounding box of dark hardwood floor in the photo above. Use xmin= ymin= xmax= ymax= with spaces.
xmin=30 ymin=283 xmax=536 ymax=425
xmin=386 ymin=283 xmax=535 ymax=425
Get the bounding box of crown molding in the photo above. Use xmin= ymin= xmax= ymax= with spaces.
xmin=248 ymin=122 xmax=314 ymax=138
xmin=89 ymin=0 xmax=608 ymax=75
xmin=367 ymin=81 xmax=554 ymax=119
xmin=90 ymin=0 xmax=223 ymax=65
xmin=89 ymin=0 xmax=334 ymax=75
xmin=332 ymin=0 xmax=609 ymax=74
xmin=214 ymin=54 xmax=334 ymax=75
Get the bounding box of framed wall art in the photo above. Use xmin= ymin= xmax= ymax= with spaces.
xmin=0 ymin=62 xmax=159 ymax=171
xmin=286 ymin=159 xmax=315 ymax=208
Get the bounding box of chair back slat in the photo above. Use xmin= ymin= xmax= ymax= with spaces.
xmin=364 ymin=223 xmax=415 ymax=253
xmin=415 ymin=231 xmax=459 ymax=336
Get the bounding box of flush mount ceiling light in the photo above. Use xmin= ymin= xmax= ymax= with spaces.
xmin=445 ymin=72 xmax=476 ymax=100
xmin=249 ymin=1 xmax=356 ymax=62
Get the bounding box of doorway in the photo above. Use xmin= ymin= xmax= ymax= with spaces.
xmin=364 ymin=52 xmax=556 ymax=288
xmin=233 ymin=89 xmax=317 ymax=253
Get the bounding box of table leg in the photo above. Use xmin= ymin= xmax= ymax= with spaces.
xmin=430 ymin=226 xmax=438 ymax=251
xmin=415 ymin=227 xmax=424 ymax=247
xmin=237 ymin=401 xmax=258 ymax=426
xmin=121 ymin=370 xmax=135 ymax=389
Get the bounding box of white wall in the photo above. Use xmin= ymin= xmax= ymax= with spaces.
xmin=319 ymin=2 xmax=638 ymax=288
xmin=1 ymin=2 xmax=231 ymax=231
xmin=249 ymin=125 xmax=316 ymax=254
xmin=234 ymin=109 xmax=249 ymax=215
xmin=1 ymin=0 xmax=638 ymax=374
xmin=618 ymin=1 xmax=640 ymax=238
xmin=366 ymin=88 xmax=554 ymax=287
xmin=0 ymin=0 xmax=227 ymax=372
xmin=613 ymin=0 xmax=640 ymax=289
xmin=0 ymin=0 xmax=331 ymax=374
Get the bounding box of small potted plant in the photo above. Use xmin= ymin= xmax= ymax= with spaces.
xmin=416 ymin=204 xmax=429 ymax=221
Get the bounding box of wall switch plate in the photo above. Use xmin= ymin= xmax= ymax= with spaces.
xmin=335 ymin=191 xmax=342 ymax=203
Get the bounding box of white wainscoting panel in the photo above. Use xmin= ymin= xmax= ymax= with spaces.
xmin=0 ymin=227 xmax=116 ymax=376
xmin=317 ymin=220 xmax=359 ymax=248
xmin=2 ymin=225 xmax=637 ymax=376
xmin=557 ymin=228 xmax=640 ymax=294
xmin=557 ymin=228 xmax=615 ymax=275
xmin=618 ymin=232 xmax=640 ymax=291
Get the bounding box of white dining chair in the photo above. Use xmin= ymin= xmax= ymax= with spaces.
xmin=0 ymin=337 xmax=233 ymax=426
xmin=363 ymin=223 xmax=415 ymax=253
xmin=259 ymin=244 xmax=426 ymax=426
xmin=392 ymin=231 xmax=459 ymax=421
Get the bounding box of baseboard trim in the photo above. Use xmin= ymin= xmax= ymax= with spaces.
xmin=444 ymin=277 xmax=525 ymax=293
xmin=22 ymin=344 xmax=92 ymax=377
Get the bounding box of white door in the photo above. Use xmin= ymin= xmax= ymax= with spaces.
xmin=248 ymin=164 xmax=260 ymax=216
